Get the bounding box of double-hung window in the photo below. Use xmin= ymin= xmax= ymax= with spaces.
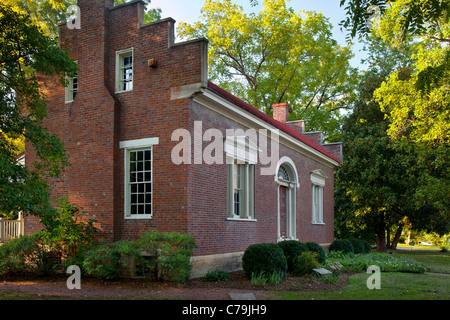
xmin=225 ymin=136 xmax=259 ymax=220
xmin=65 ymin=62 xmax=78 ymax=103
xmin=116 ymin=48 xmax=133 ymax=92
xmin=120 ymin=137 xmax=159 ymax=219
xmin=310 ymin=170 xmax=327 ymax=224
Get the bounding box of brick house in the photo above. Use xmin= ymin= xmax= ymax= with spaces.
xmin=26 ymin=0 xmax=342 ymax=277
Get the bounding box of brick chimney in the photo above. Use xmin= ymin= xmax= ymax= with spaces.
xmin=272 ymin=103 xmax=291 ymax=124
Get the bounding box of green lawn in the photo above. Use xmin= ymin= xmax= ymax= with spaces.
xmin=271 ymin=272 xmax=450 ymax=300
xmin=271 ymin=246 xmax=450 ymax=300
xmin=395 ymin=244 xmax=450 ymax=274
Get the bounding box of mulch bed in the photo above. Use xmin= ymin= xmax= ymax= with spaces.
xmin=0 ymin=270 xmax=351 ymax=300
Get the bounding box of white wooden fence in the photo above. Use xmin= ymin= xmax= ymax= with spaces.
xmin=0 ymin=213 xmax=24 ymax=243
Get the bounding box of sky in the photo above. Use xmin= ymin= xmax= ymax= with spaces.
xmin=149 ymin=0 xmax=368 ymax=69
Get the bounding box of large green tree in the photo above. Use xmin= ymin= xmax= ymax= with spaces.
xmin=339 ymin=0 xmax=449 ymax=228
xmin=335 ymin=35 xmax=448 ymax=250
xmin=178 ymin=0 xmax=358 ymax=142
xmin=0 ymin=3 xmax=77 ymax=218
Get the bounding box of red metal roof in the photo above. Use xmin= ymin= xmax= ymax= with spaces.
xmin=207 ymin=81 xmax=341 ymax=164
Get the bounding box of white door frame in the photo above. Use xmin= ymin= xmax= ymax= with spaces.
xmin=275 ymin=157 xmax=299 ymax=242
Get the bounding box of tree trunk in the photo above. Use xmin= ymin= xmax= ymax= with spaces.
xmin=375 ymin=213 xmax=386 ymax=252
xmin=387 ymin=225 xmax=403 ymax=250
xmin=386 ymin=226 xmax=391 ymax=248
xmin=376 ymin=232 xmax=386 ymax=252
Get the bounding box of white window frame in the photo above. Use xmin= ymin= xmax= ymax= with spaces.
xmin=310 ymin=169 xmax=327 ymax=225
xmin=120 ymin=137 xmax=159 ymax=219
xmin=115 ymin=48 xmax=134 ymax=93
xmin=65 ymin=61 xmax=78 ymax=103
xmin=225 ymin=136 xmax=258 ymax=221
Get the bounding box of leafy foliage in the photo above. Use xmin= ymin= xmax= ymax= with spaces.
xmin=305 ymin=241 xmax=327 ymax=264
xmin=135 ymin=231 xmax=197 ymax=283
xmin=0 ymin=232 xmax=60 ymax=276
xmin=329 ymin=239 xmax=355 ymax=254
xmin=292 ymin=251 xmax=320 ymax=276
xmin=82 ymin=242 xmax=121 ymax=280
xmin=0 ymin=3 xmax=76 ymax=219
xmin=339 ymin=0 xmax=450 ymax=41
xmin=41 ymin=197 xmax=98 ymax=262
xmin=202 ymin=270 xmax=232 ymax=282
xmin=82 ymin=231 xmax=197 ymax=282
xmin=178 ymin=0 xmax=357 ymax=141
xmin=326 ymin=251 xmax=427 ymax=273
xmin=277 ymin=240 xmax=309 ymax=272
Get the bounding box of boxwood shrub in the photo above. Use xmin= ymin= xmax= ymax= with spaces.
xmin=329 ymin=239 xmax=355 ymax=254
xmin=242 ymin=243 xmax=287 ymax=279
xmin=305 ymin=241 xmax=326 ymax=264
xmin=277 ymin=240 xmax=309 ymax=272
xmin=348 ymin=238 xmax=372 ymax=254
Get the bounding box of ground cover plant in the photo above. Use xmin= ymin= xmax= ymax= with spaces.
xmin=325 ymin=251 xmax=427 ymax=273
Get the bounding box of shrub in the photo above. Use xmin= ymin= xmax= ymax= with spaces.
xmin=347 ymin=238 xmax=366 ymax=254
xmin=305 ymin=242 xmax=326 ymax=264
xmin=242 ymin=243 xmax=287 ymax=279
xmin=41 ymin=197 xmax=98 ymax=262
xmin=329 ymin=239 xmax=354 ymax=254
xmin=277 ymin=240 xmax=309 ymax=272
xmin=361 ymin=239 xmax=372 ymax=253
xmin=202 ymin=270 xmax=232 ymax=282
xmin=0 ymin=232 xmax=59 ymax=276
xmin=82 ymin=242 xmax=120 ymax=280
xmin=293 ymin=251 xmax=320 ymax=276
xmin=136 ymin=231 xmax=197 ymax=283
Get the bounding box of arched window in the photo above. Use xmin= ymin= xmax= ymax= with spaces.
xmin=278 ymin=165 xmax=290 ymax=182
xmin=275 ymin=157 xmax=299 ymax=241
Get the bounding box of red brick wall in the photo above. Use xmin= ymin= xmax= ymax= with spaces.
xmin=187 ymin=101 xmax=335 ymax=256
xmin=27 ymin=0 xmax=207 ymax=242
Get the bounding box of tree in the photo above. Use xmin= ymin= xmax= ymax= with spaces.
xmin=335 ymin=35 xmax=448 ymax=251
xmin=339 ymin=0 xmax=450 ymax=41
xmin=340 ymin=0 xmax=449 ymax=215
xmin=178 ymin=0 xmax=358 ymax=142
xmin=0 ymin=4 xmax=77 ymax=218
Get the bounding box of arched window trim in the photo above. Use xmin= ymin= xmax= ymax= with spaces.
xmin=274 ymin=157 xmax=299 ymax=242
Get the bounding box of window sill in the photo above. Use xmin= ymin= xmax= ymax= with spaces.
xmin=65 ymin=100 xmax=74 ymax=104
xmin=125 ymin=215 xmax=153 ymax=220
xmin=311 ymin=222 xmax=325 ymax=225
xmin=115 ymin=89 xmax=133 ymax=94
xmin=278 ymin=237 xmax=298 ymax=242
xmin=226 ymin=217 xmax=257 ymax=222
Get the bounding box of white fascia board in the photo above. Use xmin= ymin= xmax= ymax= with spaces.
xmin=193 ymin=90 xmax=340 ymax=169
xmin=119 ymin=137 xmax=159 ymax=149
